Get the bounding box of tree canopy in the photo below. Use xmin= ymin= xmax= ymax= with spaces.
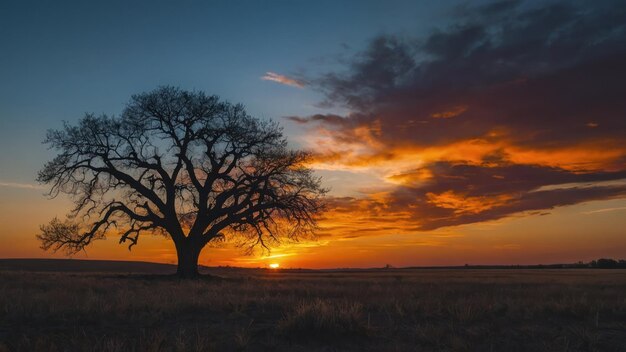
xmin=37 ymin=86 xmax=326 ymax=276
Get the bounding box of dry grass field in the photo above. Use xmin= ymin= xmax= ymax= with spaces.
xmin=1 ymin=262 xmax=625 ymax=351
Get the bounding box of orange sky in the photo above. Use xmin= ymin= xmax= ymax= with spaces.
xmin=1 ymin=174 xmax=625 ymax=269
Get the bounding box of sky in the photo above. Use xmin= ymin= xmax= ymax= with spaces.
xmin=1 ymin=0 xmax=625 ymax=268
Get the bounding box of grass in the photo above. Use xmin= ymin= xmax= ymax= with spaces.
xmin=0 ymin=267 xmax=625 ymax=351
xmin=278 ymin=298 xmax=368 ymax=340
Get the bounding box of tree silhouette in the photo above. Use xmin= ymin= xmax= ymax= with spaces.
xmin=37 ymin=87 xmax=326 ymax=278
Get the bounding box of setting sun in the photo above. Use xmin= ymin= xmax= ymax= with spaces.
xmin=269 ymin=263 xmax=280 ymax=269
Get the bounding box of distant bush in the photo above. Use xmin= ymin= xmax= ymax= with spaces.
xmin=589 ymin=258 xmax=626 ymax=268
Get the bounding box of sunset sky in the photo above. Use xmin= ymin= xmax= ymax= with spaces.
xmin=1 ymin=0 xmax=625 ymax=268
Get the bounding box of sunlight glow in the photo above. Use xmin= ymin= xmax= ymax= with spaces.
xmin=269 ymin=263 xmax=280 ymax=269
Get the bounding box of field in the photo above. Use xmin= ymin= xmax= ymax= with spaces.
xmin=1 ymin=260 xmax=625 ymax=351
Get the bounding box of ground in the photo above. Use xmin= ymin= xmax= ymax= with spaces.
xmin=0 ymin=261 xmax=625 ymax=351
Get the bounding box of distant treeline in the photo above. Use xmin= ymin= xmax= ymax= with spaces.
xmin=583 ymin=258 xmax=626 ymax=269
xmin=454 ymin=258 xmax=626 ymax=269
xmin=376 ymin=258 xmax=626 ymax=270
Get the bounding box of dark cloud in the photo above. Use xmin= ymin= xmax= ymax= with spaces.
xmin=386 ymin=161 xmax=626 ymax=230
xmin=323 ymin=161 xmax=626 ymax=231
xmin=416 ymin=184 xmax=626 ymax=230
xmin=294 ymin=0 xmax=626 ymax=231
xmin=391 ymin=162 xmax=626 ymax=196
xmin=285 ymin=114 xmax=349 ymax=127
xmin=304 ymin=0 xmax=626 ymax=148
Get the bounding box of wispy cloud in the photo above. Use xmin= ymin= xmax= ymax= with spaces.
xmin=431 ymin=105 xmax=469 ymax=119
xmin=0 ymin=181 xmax=45 ymax=190
xmin=261 ymin=72 xmax=304 ymax=88
xmin=582 ymin=206 xmax=626 ymax=215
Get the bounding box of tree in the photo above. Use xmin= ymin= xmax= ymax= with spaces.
xmin=37 ymin=87 xmax=326 ymax=278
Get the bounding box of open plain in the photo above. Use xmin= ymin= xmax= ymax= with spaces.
xmin=1 ymin=260 xmax=625 ymax=351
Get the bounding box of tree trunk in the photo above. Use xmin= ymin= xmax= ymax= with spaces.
xmin=176 ymin=241 xmax=202 ymax=279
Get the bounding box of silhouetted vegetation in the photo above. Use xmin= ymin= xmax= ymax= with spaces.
xmin=37 ymin=87 xmax=325 ymax=278
xmin=589 ymin=258 xmax=626 ymax=269
xmin=446 ymin=258 xmax=626 ymax=270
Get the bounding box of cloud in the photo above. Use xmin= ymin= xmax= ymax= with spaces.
xmin=0 ymin=181 xmax=45 ymax=190
xmin=261 ymin=72 xmax=305 ymax=88
xmin=305 ymin=0 xmax=626 ymax=150
xmin=431 ymin=105 xmax=468 ymax=119
xmin=582 ymin=206 xmax=626 ymax=215
xmin=286 ymin=113 xmax=348 ymax=126
xmin=319 ymin=162 xmax=626 ymax=232
xmin=289 ymin=0 xmax=626 ymax=231
xmin=384 ymin=162 xmax=626 ymax=230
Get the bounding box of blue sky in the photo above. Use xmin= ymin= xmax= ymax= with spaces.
xmin=0 ymin=0 xmax=460 ymax=182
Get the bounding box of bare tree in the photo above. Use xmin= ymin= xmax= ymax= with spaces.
xmin=37 ymin=87 xmax=326 ymax=278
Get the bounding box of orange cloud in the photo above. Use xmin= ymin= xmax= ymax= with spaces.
xmin=426 ymin=191 xmax=513 ymax=215
xmin=261 ymin=72 xmax=304 ymax=88
xmin=431 ymin=105 xmax=469 ymax=118
xmin=301 ymin=124 xmax=626 ymax=177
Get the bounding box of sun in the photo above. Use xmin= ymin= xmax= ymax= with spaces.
xmin=269 ymin=263 xmax=280 ymax=269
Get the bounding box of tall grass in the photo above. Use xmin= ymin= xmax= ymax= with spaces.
xmin=0 ymin=269 xmax=625 ymax=351
xmin=278 ymin=299 xmax=367 ymax=339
